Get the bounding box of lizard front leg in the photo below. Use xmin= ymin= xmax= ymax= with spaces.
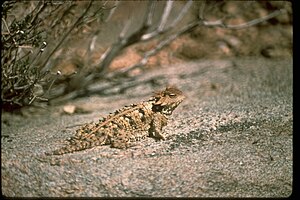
xmin=149 ymin=112 xmax=168 ymax=140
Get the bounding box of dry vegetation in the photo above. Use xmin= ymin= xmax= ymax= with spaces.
xmin=1 ymin=1 xmax=292 ymax=112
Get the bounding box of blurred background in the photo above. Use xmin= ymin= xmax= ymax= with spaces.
xmin=1 ymin=1 xmax=292 ymax=112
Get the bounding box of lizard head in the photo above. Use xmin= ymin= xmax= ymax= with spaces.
xmin=152 ymin=86 xmax=185 ymax=115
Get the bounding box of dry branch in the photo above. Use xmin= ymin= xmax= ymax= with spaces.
xmin=48 ymin=1 xmax=288 ymax=104
xmin=202 ymin=9 xmax=286 ymax=29
xmin=117 ymin=5 xmax=286 ymax=76
xmin=158 ymin=1 xmax=174 ymax=32
xmin=93 ymin=0 xmax=193 ymax=75
xmin=141 ymin=0 xmax=193 ymax=41
xmin=40 ymin=1 xmax=93 ymax=73
xmin=3 ymin=1 xmax=287 ymax=108
xmin=92 ymin=1 xmax=156 ymax=75
xmin=119 ymin=22 xmax=199 ymax=75
xmin=105 ymin=1 xmax=120 ymax=22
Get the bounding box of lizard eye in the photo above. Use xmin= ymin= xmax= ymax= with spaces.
xmin=169 ymin=93 xmax=177 ymax=98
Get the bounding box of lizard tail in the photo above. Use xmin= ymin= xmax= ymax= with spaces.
xmin=46 ymin=135 xmax=108 ymax=155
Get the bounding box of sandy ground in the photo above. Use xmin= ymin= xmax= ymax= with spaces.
xmin=1 ymin=58 xmax=292 ymax=197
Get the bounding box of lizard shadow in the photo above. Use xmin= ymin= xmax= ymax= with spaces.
xmin=167 ymin=128 xmax=206 ymax=151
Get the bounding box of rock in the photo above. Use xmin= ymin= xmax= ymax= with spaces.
xmin=63 ymin=105 xmax=76 ymax=114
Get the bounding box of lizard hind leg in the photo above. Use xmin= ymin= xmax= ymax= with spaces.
xmin=110 ymin=130 xmax=138 ymax=149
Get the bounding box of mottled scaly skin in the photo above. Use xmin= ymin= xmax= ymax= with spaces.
xmin=47 ymin=86 xmax=185 ymax=155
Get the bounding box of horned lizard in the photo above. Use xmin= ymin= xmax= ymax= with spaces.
xmin=47 ymin=86 xmax=185 ymax=155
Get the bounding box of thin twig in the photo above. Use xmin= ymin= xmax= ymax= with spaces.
xmin=50 ymin=3 xmax=73 ymax=29
xmin=93 ymin=1 xmax=156 ymax=75
xmin=119 ymin=16 xmax=132 ymax=39
xmin=198 ymin=1 xmax=206 ymax=20
xmin=141 ymin=0 xmax=193 ymax=41
xmin=145 ymin=1 xmax=156 ymax=27
xmin=2 ymin=18 xmax=11 ymax=34
xmin=40 ymin=1 xmax=93 ymax=73
xmin=105 ymin=1 xmax=120 ymax=22
xmin=30 ymin=1 xmax=47 ymax=25
xmin=168 ymin=0 xmax=193 ymax=28
xmin=29 ymin=42 xmax=47 ymax=67
xmin=203 ymin=9 xmax=286 ymax=29
xmin=158 ymin=1 xmax=173 ymax=32
xmin=120 ymin=21 xmax=199 ymax=74
xmin=2 ymin=18 xmax=18 ymax=46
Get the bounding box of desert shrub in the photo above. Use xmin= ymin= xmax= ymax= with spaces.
xmin=1 ymin=1 xmax=104 ymax=111
xmin=1 ymin=1 xmax=48 ymax=111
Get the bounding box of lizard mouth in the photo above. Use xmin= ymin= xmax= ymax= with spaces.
xmin=162 ymin=100 xmax=183 ymax=115
xmin=162 ymin=107 xmax=173 ymax=115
